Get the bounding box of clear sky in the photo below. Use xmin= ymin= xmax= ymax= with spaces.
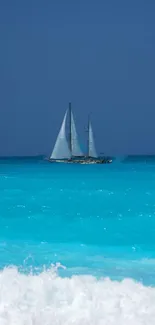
xmin=0 ymin=0 xmax=155 ymax=156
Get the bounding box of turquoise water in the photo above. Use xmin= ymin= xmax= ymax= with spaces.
xmin=1 ymin=157 xmax=155 ymax=324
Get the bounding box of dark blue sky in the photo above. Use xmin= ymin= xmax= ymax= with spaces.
xmin=0 ymin=0 xmax=155 ymax=156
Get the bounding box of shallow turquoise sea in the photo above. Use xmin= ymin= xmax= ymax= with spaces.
xmin=1 ymin=156 xmax=155 ymax=324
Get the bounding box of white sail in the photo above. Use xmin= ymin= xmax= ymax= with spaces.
xmin=50 ymin=111 xmax=71 ymax=160
xmin=71 ymin=112 xmax=83 ymax=156
xmin=89 ymin=121 xmax=98 ymax=158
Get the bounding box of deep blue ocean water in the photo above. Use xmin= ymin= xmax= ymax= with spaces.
xmin=1 ymin=156 xmax=155 ymax=324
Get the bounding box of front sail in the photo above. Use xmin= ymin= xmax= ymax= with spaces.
xmin=50 ymin=111 xmax=71 ymax=160
xmin=71 ymin=112 xmax=83 ymax=156
xmin=88 ymin=121 xmax=98 ymax=158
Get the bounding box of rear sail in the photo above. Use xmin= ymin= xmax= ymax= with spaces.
xmin=50 ymin=110 xmax=71 ymax=160
xmin=71 ymin=111 xmax=83 ymax=157
xmin=88 ymin=120 xmax=98 ymax=158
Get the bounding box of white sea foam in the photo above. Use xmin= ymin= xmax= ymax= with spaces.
xmin=0 ymin=265 xmax=155 ymax=325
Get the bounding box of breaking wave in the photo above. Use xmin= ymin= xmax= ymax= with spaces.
xmin=0 ymin=265 xmax=155 ymax=325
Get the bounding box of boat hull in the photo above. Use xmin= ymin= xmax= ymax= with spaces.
xmin=47 ymin=158 xmax=112 ymax=164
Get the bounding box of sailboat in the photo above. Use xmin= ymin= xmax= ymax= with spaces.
xmin=49 ymin=103 xmax=112 ymax=164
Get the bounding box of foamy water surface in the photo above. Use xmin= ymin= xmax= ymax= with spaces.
xmin=1 ymin=266 xmax=155 ymax=325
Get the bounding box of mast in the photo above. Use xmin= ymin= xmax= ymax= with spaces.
xmin=87 ymin=115 xmax=90 ymax=157
xmin=68 ymin=102 xmax=72 ymax=155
